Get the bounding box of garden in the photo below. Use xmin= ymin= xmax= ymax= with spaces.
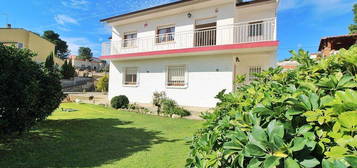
xmin=1 ymin=44 xmax=356 ymax=168
xmin=0 ymin=103 xmax=203 ymax=167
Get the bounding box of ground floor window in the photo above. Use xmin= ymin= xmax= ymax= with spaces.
xmin=167 ymin=65 xmax=186 ymax=87
xmin=248 ymin=66 xmax=262 ymax=81
xmin=124 ymin=67 xmax=138 ymax=86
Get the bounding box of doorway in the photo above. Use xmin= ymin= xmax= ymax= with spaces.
xmin=194 ymin=22 xmax=217 ymax=47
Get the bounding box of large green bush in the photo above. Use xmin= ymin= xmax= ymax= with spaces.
xmin=186 ymin=46 xmax=357 ymax=168
xmin=111 ymin=95 xmax=129 ymax=109
xmin=0 ymin=44 xmax=64 ymax=135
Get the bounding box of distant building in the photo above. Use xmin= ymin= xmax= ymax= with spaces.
xmin=67 ymin=55 xmax=106 ymax=71
xmin=0 ymin=25 xmax=63 ymax=65
xmin=318 ymin=34 xmax=357 ymax=57
xmin=276 ymin=60 xmax=299 ymax=70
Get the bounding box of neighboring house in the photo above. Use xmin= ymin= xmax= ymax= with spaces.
xmin=67 ymin=55 xmax=106 ymax=71
xmin=100 ymin=0 xmax=279 ymax=107
xmin=0 ymin=25 xmax=63 ymax=65
xmin=276 ymin=60 xmax=298 ymax=70
xmin=318 ymin=34 xmax=357 ymax=57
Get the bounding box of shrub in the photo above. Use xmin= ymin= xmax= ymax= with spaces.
xmin=111 ymin=95 xmax=129 ymax=109
xmin=128 ymin=103 xmax=150 ymax=114
xmin=153 ymin=91 xmax=166 ymax=114
xmin=186 ymin=46 xmax=357 ymax=168
xmin=61 ymin=59 xmax=75 ymax=79
xmin=161 ymin=98 xmax=190 ymax=117
xmin=0 ymin=44 xmax=64 ymax=135
xmin=96 ymin=74 xmax=109 ymax=92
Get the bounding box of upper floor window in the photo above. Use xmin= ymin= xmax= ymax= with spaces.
xmin=123 ymin=32 xmax=137 ymax=48
xmin=167 ymin=65 xmax=186 ymax=87
xmin=248 ymin=21 xmax=263 ymax=37
xmin=124 ymin=67 xmax=138 ymax=86
xmin=156 ymin=26 xmax=175 ymax=43
xmin=248 ymin=66 xmax=262 ymax=81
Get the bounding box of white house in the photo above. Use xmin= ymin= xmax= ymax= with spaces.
xmin=67 ymin=55 xmax=106 ymax=71
xmin=100 ymin=0 xmax=279 ymax=108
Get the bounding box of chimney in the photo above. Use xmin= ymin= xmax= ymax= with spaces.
xmin=6 ymin=24 xmax=11 ymax=28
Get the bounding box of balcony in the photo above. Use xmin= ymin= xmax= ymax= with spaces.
xmin=102 ymin=18 xmax=276 ymax=56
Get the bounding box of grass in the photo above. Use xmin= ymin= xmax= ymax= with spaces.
xmin=0 ymin=103 xmax=203 ymax=168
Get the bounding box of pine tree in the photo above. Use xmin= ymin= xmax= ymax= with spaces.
xmin=61 ymin=60 xmax=69 ymax=79
xmin=45 ymin=53 xmax=55 ymax=70
xmin=67 ymin=59 xmax=76 ymax=78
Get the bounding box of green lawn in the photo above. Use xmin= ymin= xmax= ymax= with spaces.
xmin=0 ymin=103 xmax=203 ymax=168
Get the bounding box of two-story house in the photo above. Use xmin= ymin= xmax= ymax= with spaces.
xmin=100 ymin=0 xmax=279 ymax=108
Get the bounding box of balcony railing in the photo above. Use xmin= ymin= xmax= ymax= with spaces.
xmin=102 ymin=18 xmax=276 ymax=56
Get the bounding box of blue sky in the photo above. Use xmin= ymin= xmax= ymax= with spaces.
xmin=0 ymin=0 xmax=355 ymax=60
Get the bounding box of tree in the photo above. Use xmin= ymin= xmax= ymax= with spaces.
xmin=42 ymin=30 xmax=69 ymax=59
xmin=61 ymin=60 xmax=76 ymax=79
xmin=45 ymin=52 xmax=55 ymax=70
xmin=78 ymin=47 xmax=93 ymax=60
xmin=96 ymin=74 xmax=109 ymax=92
xmin=349 ymin=3 xmax=357 ymax=34
xmin=0 ymin=44 xmax=64 ymax=135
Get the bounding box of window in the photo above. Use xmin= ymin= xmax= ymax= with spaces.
xmin=123 ymin=32 xmax=137 ymax=48
xmin=17 ymin=43 xmax=24 ymax=48
xmin=156 ymin=26 xmax=175 ymax=43
xmin=167 ymin=65 xmax=186 ymax=87
xmin=249 ymin=66 xmax=262 ymax=81
xmin=248 ymin=21 xmax=263 ymax=37
xmin=124 ymin=67 xmax=138 ymax=86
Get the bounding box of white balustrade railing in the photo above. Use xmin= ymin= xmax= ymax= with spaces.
xmin=102 ymin=18 xmax=276 ymax=56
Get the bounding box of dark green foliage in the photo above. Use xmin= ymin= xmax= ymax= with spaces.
xmin=77 ymin=47 xmax=93 ymax=60
xmin=45 ymin=52 xmax=55 ymax=70
xmin=61 ymin=60 xmax=75 ymax=79
xmin=0 ymin=44 xmax=64 ymax=135
xmin=111 ymin=95 xmax=129 ymax=109
xmin=349 ymin=3 xmax=357 ymax=34
xmin=186 ymin=46 xmax=357 ymax=168
xmin=42 ymin=30 xmax=69 ymax=59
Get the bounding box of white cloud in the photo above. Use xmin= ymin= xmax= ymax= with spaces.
xmin=54 ymin=14 xmax=78 ymax=25
xmin=62 ymin=0 xmax=90 ymax=10
xmin=62 ymin=37 xmax=100 ymax=56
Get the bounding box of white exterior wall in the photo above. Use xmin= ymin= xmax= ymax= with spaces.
xmin=110 ymin=2 xmax=236 ymax=54
xmin=71 ymin=59 xmax=102 ymax=71
xmin=235 ymin=51 xmax=277 ymax=78
xmin=108 ymin=55 xmax=234 ymax=107
xmin=235 ymin=2 xmax=277 ymax=22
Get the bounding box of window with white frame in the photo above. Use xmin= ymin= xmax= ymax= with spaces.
xmin=248 ymin=21 xmax=263 ymax=37
xmin=167 ymin=65 xmax=186 ymax=87
xmin=156 ymin=26 xmax=175 ymax=43
xmin=123 ymin=32 xmax=137 ymax=48
xmin=248 ymin=66 xmax=262 ymax=81
xmin=124 ymin=67 xmax=138 ymax=86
